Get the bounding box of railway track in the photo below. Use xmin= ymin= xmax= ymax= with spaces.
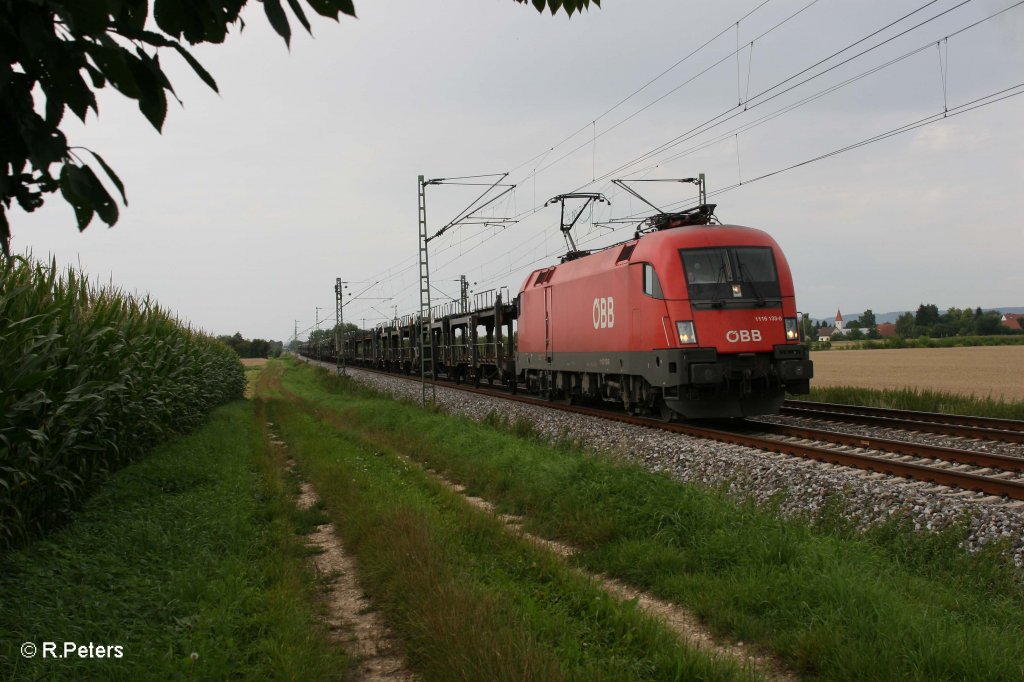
xmin=514 ymin=393 xmax=1024 ymax=502
xmin=314 ymin=360 xmax=1024 ymax=502
xmin=780 ymin=400 xmax=1024 ymax=444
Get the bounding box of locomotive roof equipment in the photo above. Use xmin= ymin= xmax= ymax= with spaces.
xmin=545 ymin=192 xmax=610 ymax=263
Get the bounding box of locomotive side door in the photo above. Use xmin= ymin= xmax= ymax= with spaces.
xmin=544 ymin=285 xmax=553 ymax=362
xmin=630 ymin=261 xmax=643 ymax=347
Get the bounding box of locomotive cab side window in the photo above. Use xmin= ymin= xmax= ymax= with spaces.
xmin=642 ymin=263 xmax=664 ymax=298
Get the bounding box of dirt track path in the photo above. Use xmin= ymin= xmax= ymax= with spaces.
xmin=427 ymin=469 xmax=797 ymax=682
xmin=267 ymin=425 xmax=418 ymax=682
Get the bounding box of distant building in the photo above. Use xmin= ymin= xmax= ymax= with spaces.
xmin=815 ymin=308 xmax=849 ymax=341
xmin=1002 ymin=313 xmax=1023 ymax=331
xmin=876 ymin=323 xmax=897 ymax=338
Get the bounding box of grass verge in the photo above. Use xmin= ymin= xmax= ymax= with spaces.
xmin=792 ymin=385 xmax=1024 ymax=421
xmin=280 ymin=360 xmax=1024 ymax=681
xmin=257 ymin=363 xmax=750 ymax=681
xmin=0 ymin=400 xmax=348 ymax=681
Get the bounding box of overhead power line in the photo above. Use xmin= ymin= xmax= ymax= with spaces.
xmin=506 ymin=0 xmax=789 ymax=182
xmin=587 ymin=0 xmax=983 ymax=188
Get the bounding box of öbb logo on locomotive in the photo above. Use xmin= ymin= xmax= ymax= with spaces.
xmin=726 ymin=329 xmax=762 ymax=343
xmin=592 ymin=297 xmax=615 ymax=329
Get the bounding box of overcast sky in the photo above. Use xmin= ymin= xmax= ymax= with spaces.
xmin=10 ymin=0 xmax=1024 ymax=340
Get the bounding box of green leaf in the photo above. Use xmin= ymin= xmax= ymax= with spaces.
xmin=23 ymin=121 xmax=67 ymax=169
xmin=286 ymin=0 xmax=312 ymax=34
xmin=59 ymin=165 xmax=95 ymax=232
xmin=153 ymin=0 xmax=202 ymax=40
xmin=264 ymin=0 xmax=292 ymax=46
xmin=126 ymin=51 xmax=168 ymax=130
xmin=55 ymin=71 xmax=97 ymax=123
xmin=44 ymin=92 xmax=65 ymax=127
xmin=304 ymin=0 xmax=354 ymax=21
xmin=525 ymin=0 xmax=595 ymax=13
xmin=84 ymin=41 xmax=141 ymax=99
xmin=81 ymin=149 xmax=127 ymax=206
xmin=82 ymin=63 xmax=107 ymax=89
xmin=172 ymin=44 xmax=218 ymax=93
xmin=337 ymin=0 xmax=356 ymax=17
xmin=0 ymin=208 xmax=9 ymax=257
xmin=140 ymin=89 xmax=167 ymax=131
xmin=59 ymin=0 xmax=110 ymax=34
xmin=153 ymin=0 xmax=184 ymax=37
xmin=80 ymin=165 xmax=118 ymax=226
xmin=116 ymin=0 xmax=150 ymax=32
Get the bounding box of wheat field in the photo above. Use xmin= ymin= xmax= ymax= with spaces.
xmin=809 ymin=346 xmax=1024 ymax=400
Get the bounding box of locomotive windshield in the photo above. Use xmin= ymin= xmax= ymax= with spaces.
xmin=680 ymin=246 xmax=781 ymax=306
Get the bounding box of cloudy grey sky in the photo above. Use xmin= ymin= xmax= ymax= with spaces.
xmin=11 ymin=0 xmax=1024 ymax=340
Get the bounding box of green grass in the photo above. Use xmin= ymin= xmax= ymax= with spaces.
xmin=0 ymin=400 xmax=348 ymax=681
xmin=258 ymin=363 xmax=750 ymax=681
xmin=792 ymin=386 xmax=1024 ymax=421
xmin=279 ymin=359 xmax=1024 ymax=681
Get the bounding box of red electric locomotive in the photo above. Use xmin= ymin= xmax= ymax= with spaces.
xmin=516 ymin=206 xmax=812 ymax=419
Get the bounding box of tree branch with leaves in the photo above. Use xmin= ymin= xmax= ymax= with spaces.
xmin=0 ymin=0 xmax=595 ymax=254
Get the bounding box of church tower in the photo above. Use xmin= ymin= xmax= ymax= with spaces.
xmin=834 ymin=309 xmax=844 ymax=333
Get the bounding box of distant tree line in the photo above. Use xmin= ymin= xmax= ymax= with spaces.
xmin=218 ymin=333 xmax=283 ymax=359
xmin=891 ymin=305 xmax=1013 ymax=338
xmin=802 ymin=305 xmax=1017 ymax=343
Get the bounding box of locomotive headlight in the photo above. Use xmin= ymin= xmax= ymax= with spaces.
xmin=676 ymin=320 xmax=698 ymax=345
xmin=784 ymin=317 xmax=799 ymax=341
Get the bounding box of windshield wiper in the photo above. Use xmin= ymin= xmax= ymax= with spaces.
xmin=738 ymin=262 xmax=766 ymax=307
xmin=710 ymin=264 xmax=726 ymax=308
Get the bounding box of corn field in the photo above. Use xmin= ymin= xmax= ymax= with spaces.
xmin=0 ymin=255 xmax=245 ymax=550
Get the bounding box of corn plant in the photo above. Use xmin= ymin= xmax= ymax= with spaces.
xmin=0 ymin=255 xmax=245 ymax=549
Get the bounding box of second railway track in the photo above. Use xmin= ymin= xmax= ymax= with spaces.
xmin=780 ymin=400 xmax=1024 ymax=444
xmin=317 ymin=360 xmax=1024 ymax=503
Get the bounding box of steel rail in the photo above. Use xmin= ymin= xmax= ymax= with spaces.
xmin=783 ymin=400 xmax=1024 ymax=432
xmin=779 ymin=403 xmax=1024 ymax=444
xmin=747 ymin=421 xmax=1024 ymax=473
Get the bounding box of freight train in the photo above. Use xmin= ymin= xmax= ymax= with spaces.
xmin=303 ymin=204 xmax=812 ymax=419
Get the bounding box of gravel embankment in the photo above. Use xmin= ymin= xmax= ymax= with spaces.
xmin=330 ymin=364 xmax=1024 ymax=567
